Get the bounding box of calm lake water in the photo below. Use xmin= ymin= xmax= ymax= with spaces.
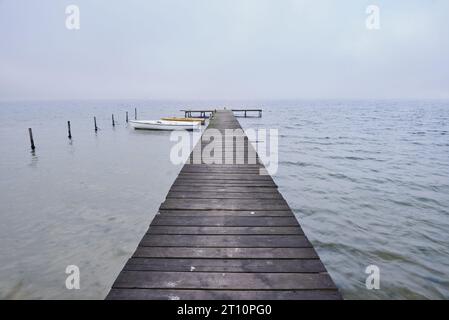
xmin=0 ymin=100 xmax=448 ymax=299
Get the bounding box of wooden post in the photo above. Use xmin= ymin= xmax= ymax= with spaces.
xmin=28 ymin=128 xmax=35 ymax=150
xmin=134 ymin=108 xmax=137 ymax=120
xmin=67 ymin=121 xmax=72 ymax=139
xmin=126 ymin=111 xmax=128 ymax=123
xmin=244 ymin=111 xmax=247 ymax=118
xmin=112 ymin=114 xmax=115 ymax=127
xmin=94 ymin=116 xmax=98 ymax=132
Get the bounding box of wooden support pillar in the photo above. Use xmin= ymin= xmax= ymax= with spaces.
xmin=28 ymin=128 xmax=35 ymax=150
xmin=67 ymin=121 xmax=72 ymax=139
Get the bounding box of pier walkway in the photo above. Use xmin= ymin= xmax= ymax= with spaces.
xmin=107 ymin=110 xmax=341 ymax=300
xmin=181 ymin=108 xmax=262 ymax=118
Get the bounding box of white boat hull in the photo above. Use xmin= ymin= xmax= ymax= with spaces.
xmin=129 ymin=120 xmax=200 ymax=131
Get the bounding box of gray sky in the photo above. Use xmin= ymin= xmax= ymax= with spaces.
xmin=0 ymin=0 xmax=448 ymax=100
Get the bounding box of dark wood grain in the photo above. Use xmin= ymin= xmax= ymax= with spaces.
xmin=166 ymin=191 xmax=283 ymax=199
xmin=147 ymin=226 xmax=303 ymax=235
xmin=151 ymin=216 xmax=300 ymax=227
xmin=123 ymin=258 xmax=324 ymax=272
xmin=160 ymin=199 xmax=290 ymax=210
xmin=112 ymin=271 xmax=336 ymax=290
xmin=168 ymin=186 xmax=277 ymax=193
xmin=133 ymin=247 xmax=319 ymax=259
xmin=139 ymin=234 xmax=311 ymax=248
xmin=157 ymin=210 xmax=292 ymax=217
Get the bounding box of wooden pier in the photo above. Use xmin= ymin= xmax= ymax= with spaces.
xmin=181 ymin=109 xmax=214 ymax=118
xmin=232 ymin=108 xmax=262 ymax=118
xmin=106 ymin=110 xmax=340 ymax=300
xmin=181 ymin=108 xmax=262 ymax=118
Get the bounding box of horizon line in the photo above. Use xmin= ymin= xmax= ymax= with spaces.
xmin=1 ymin=97 xmax=449 ymax=103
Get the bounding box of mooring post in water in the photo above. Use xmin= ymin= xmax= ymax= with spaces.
xmin=94 ymin=116 xmax=98 ymax=132
xmin=112 ymin=114 xmax=115 ymax=127
xmin=28 ymin=128 xmax=35 ymax=150
xmin=67 ymin=121 xmax=72 ymax=139
xmin=134 ymin=108 xmax=137 ymax=120
xmin=126 ymin=111 xmax=128 ymax=123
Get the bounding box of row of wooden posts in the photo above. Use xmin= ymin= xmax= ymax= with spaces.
xmin=28 ymin=108 xmax=138 ymax=150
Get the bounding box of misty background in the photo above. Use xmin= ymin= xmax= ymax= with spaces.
xmin=0 ymin=0 xmax=448 ymax=100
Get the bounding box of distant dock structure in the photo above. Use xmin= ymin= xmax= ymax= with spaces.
xmin=107 ymin=109 xmax=340 ymax=300
xmin=181 ymin=108 xmax=262 ymax=118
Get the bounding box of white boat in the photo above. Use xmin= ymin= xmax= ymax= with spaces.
xmin=129 ymin=120 xmax=200 ymax=131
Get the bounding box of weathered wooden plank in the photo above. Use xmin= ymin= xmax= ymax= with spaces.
xmin=192 ymin=147 xmax=254 ymax=152
xmin=107 ymin=288 xmax=341 ymax=300
xmin=166 ymin=191 xmax=283 ymax=199
xmin=180 ymin=171 xmax=265 ymax=176
xmin=133 ymin=247 xmax=319 ymax=259
xmin=160 ymin=199 xmax=290 ymax=210
xmin=186 ymin=161 xmax=260 ymax=166
xmin=123 ymin=258 xmax=325 ymax=273
xmin=112 ymin=271 xmax=336 ymax=290
xmin=151 ymin=216 xmax=299 ymax=227
xmin=187 ymin=157 xmax=259 ymax=162
xmin=188 ymin=147 xmax=256 ymax=153
xmin=181 ymin=167 xmax=261 ymax=173
xmin=168 ymin=186 xmax=278 ymax=193
xmin=177 ymin=174 xmax=271 ymax=180
xmin=180 ymin=171 xmax=264 ymax=176
xmin=183 ymin=164 xmax=262 ymax=169
xmin=140 ymin=234 xmax=311 ymax=248
xmin=157 ymin=210 xmax=293 ymax=217
xmin=178 ymin=179 xmax=271 ymax=187
xmin=147 ymin=226 xmax=303 ymax=235
xmin=172 ymin=180 xmax=276 ymax=187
